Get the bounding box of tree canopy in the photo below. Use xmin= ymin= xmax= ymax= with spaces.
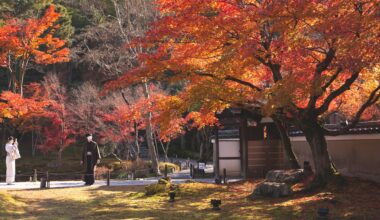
xmin=110 ymin=0 xmax=380 ymax=183
xmin=0 ymin=5 xmax=70 ymax=96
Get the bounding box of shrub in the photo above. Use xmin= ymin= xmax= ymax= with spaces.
xmin=145 ymin=183 xmax=167 ymax=196
xmin=121 ymin=158 xmax=149 ymax=172
xmin=134 ymin=169 xmax=150 ymax=178
xmin=158 ymin=178 xmax=170 ymax=185
xmin=95 ymin=166 xmax=110 ymax=180
xmin=98 ymin=158 xmax=122 ymax=170
xmin=169 ymin=184 xmax=179 ymax=192
xmin=159 ymin=162 xmax=180 ymax=173
xmin=117 ymin=172 xmax=128 ymax=179
xmin=162 ymin=176 xmax=171 ymax=182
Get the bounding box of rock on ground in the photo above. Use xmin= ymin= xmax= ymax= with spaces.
xmin=250 ymin=169 xmax=306 ymax=198
xmin=265 ymin=169 xmax=304 ymax=184
xmin=251 ymin=181 xmax=292 ymax=198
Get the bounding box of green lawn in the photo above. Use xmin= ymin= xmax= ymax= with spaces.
xmin=1 ymin=178 xmax=379 ymax=219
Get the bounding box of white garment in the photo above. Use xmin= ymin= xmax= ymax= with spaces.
xmin=5 ymin=143 xmax=16 ymax=184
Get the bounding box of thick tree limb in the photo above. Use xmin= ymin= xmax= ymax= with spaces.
xmin=323 ymin=84 xmax=380 ymax=136
xmin=315 ymin=49 xmax=335 ymax=75
xmin=272 ymin=117 xmax=300 ymax=169
xmin=321 ymin=67 xmax=343 ymax=91
xmin=307 ymin=49 xmax=336 ymax=110
xmin=316 ymin=71 xmax=360 ymax=114
xmin=255 ymin=55 xmax=282 ymax=82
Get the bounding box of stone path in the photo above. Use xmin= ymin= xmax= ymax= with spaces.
xmin=169 ymin=164 xmax=214 ymax=179
xmin=0 ymin=162 xmax=241 ymax=190
xmin=0 ymin=178 xmax=219 ymax=190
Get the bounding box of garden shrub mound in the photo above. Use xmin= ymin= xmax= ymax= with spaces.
xmin=158 ymin=177 xmax=171 ymax=185
xmin=145 ymin=177 xmax=175 ymax=196
xmin=251 ymin=169 xmax=306 ymax=198
xmin=159 ymin=162 xmax=180 ymax=173
xmin=145 ymin=183 xmax=168 ymax=196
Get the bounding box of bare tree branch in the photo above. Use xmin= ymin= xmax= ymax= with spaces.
xmin=194 ymin=71 xmax=262 ymax=92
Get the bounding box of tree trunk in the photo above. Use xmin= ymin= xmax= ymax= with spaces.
xmin=145 ymin=115 xmax=160 ymax=174
xmin=164 ymin=142 xmax=170 ymax=161
xmin=198 ymin=127 xmax=211 ymax=161
xmin=159 ymin=139 xmax=170 ymax=162
xmin=191 ymin=131 xmax=198 ymax=151
xmin=57 ymin=148 xmax=63 ymax=167
xmin=180 ymin=134 xmax=186 ymax=150
xmin=143 ymin=82 xmax=160 ymax=175
xmin=199 ymin=141 xmax=204 ymax=161
xmin=31 ymin=130 xmax=35 ymax=157
xmin=195 ymin=130 xmax=202 ymax=159
xmin=19 ymin=71 xmax=25 ymax=97
xmin=152 ymin=130 xmax=160 ymax=161
xmin=156 ymin=129 xmax=170 ymax=162
xmin=273 ymin=118 xmax=300 ymax=169
xmin=300 ymin=119 xmax=336 ymax=185
xmin=57 ymin=116 xmax=65 ymax=167
xmin=134 ymin=122 xmax=140 ymax=159
xmin=1 ymin=126 xmax=7 ymax=157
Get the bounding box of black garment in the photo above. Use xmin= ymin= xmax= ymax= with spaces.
xmin=85 ymin=155 xmax=95 ymax=185
xmin=82 ymin=141 xmax=101 ymax=185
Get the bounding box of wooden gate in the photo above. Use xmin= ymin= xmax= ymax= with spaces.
xmin=247 ymin=140 xmax=285 ymax=177
xmin=242 ymin=120 xmax=287 ymax=178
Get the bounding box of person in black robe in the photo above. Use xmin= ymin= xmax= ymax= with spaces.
xmin=81 ymin=134 xmax=101 ymax=185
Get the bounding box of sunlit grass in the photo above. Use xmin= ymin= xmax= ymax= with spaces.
xmin=0 ymin=178 xmax=379 ymax=219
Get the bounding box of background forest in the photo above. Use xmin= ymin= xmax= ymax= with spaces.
xmin=0 ymin=0 xmax=212 ymax=175
xmin=2 ymin=0 xmax=380 ymax=184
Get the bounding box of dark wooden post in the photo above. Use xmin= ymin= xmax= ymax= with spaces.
xmin=40 ymin=177 xmax=46 ymax=189
xmin=107 ymin=170 xmax=110 ymax=186
xmin=190 ymin=164 xmax=194 ymax=179
xmin=33 ymin=169 xmax=37 ymax=182
xmin=164 ymin=164 xmax=168 ymax=178
xmin=215 ymin=126 xmax=220 ymax=179
xmin=240 ymin=112 xmax=248 ymax=179
xmin=46 ymin=171 xmax=50 ymax=188
xmin=223 ymin=168 xmax=227 ymax=184
xmin=264 ymin=135 xmax=269 ymax=178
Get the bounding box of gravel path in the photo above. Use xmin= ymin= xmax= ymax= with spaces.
xmin=0 ymin=161 xmax=240 ymax=190
xmin=0 ymin=178 xmax=223 ymax=190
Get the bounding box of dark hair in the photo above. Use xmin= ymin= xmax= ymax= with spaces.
xmin=8 ymin=136 xmax=14 ymax=141
xmin=85 ymin=133 xmax=92 ymax=137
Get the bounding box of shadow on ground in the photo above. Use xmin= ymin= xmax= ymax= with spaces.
xmin=1 ymin=178 xmax=379 ymax=219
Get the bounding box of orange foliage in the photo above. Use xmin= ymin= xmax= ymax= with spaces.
xmin=0 ymin=5 xmax=69 ymax=66
xmin=0 ymin=91 xmax=49 ymax=125
xmin=0 ymin=5 xmax=70 ymax=95
xmin=107 ymin=0 xmax=380 ymax=135
xmin=0 ymin=84 xmax=75 ymax=153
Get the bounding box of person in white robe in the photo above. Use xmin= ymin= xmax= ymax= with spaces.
xmin=5 ymin=136 xmax=19 ymax=185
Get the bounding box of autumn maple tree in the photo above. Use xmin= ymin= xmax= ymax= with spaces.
xmin=0 ymin=5 xmax=70 ymax=96
xmin=110 ymin=0 xmax=380 ymax=185
xmin=39 ymin=75 xmax=75 ymax=164
xmin=0 ymin=79 xmax=75 ymax=162
xmin=103 ymin=83 xmax=184 ymax=171
xmin=0 ymin=90 xmax=49 ymax=131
